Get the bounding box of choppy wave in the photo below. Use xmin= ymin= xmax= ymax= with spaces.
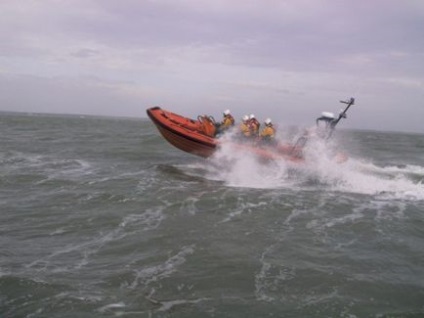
xmin=130 ymin=245 xmax=195 ymax=289
xmin=0 ymin=151 xmax=94 ymax=183
xmin=2 ymin=114 xmax=424 ymax=317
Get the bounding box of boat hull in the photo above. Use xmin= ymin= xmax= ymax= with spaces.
xmin=146 ymin=107 xmax=306 ymax=163
xmin=147 ymin=107 xmax=217 ymax=158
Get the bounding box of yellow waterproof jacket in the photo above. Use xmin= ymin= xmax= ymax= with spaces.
xmin=240 ymin=122 xmax=250 ymax=136
xmin=260 ymin=125 xmax=275 ymax=139
xmin=221 ymin=115 xmax=235 ymax=129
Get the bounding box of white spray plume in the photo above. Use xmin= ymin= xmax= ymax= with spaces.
xmin=182 ymin=126 xmax=424 ymax=200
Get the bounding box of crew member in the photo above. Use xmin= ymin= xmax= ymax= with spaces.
xmin=216 ymin=109 xmax=235 ymax=134
xmin=260 ymin=118 xmax=276 ymax=144
xmin=239 ymin=115 xmax=250 ymax=137
xmin=248 ymin=114 xmax=260 ymax=137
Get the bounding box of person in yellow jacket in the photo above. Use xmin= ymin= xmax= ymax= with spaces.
xmin=239 ymin=115 xmax=251 ymax=137
xmin=260 ymin=118 xmax=276 ymax=144
xmin=216 ymin=109 xmax=235 ymax=135
xmin=221 ymin=109 xmax=235 ymax=129
xmin=248 ymin=114 xmax=260 ymax=137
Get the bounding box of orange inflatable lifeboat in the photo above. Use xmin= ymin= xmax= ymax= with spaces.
xmin=146 ymin=107 xmax=304 ymax=162
xmin=146 ymin=98 xmax=354 ymax=164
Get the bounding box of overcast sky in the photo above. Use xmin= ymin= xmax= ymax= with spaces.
xmin=1 ymin=0 xmax=423 ymax=133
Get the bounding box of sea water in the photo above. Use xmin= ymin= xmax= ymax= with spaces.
xmin=1 ymin=112 xmax=423 ymax=317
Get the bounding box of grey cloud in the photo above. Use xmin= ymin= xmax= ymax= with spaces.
xmin=0 ymin=0 xmax=423 ymax=132
xmin=2 ymin=0 xmax=423 ymax=71
xmin=71 ymin=49 xmax=100 ymax=59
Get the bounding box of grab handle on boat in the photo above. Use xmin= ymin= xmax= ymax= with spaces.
xmin=198 ymin=115 xmax=217 ymax=137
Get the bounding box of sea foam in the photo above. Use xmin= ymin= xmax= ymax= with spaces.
xmin=196 ymin=131 xmax=424 ymax=201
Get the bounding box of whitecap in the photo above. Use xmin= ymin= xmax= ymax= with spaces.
xmin=98 ymin=302 xmax=126 ymax=313
xmin=130 ymin=245 xmax=195 ymax=288
xmin=153 ymin=297 xmax=210 ymax=312
xmin=119 ymin=208 xmax=165 ymax=231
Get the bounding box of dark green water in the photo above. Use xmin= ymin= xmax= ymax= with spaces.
xmin=1 ymin=112 xmax=424 ymax=317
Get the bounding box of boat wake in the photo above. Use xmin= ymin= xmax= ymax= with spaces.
xmin=179 ymin=134 xmax=424 ymax=201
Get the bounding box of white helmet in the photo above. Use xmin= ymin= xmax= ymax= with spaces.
xmin=265 ymin=118 xmax=272 ymax=125
xmin=242 ymin=115 xmax=249 ymax=121
xmin=224 ymin=109 xmax=231 ymax=115
xmin=249 ymin=114 xmax=255 ymax=119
